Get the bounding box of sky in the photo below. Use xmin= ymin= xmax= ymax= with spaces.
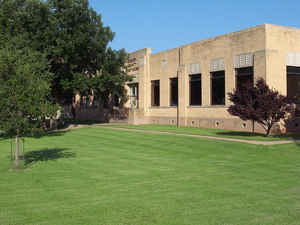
xmin=89 ymin=0 xmax=300 ymax=54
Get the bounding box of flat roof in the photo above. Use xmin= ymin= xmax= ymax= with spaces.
xmin=129 ymin=24 xmax=300 ymax=56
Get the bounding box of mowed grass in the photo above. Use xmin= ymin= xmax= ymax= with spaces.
xmin=0 ymin=127 xmax=300 ymax=225
xmin=105 ymin=124 xmax=300 ymax=141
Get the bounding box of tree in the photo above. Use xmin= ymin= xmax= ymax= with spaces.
xmin=0 ymin=0 xmax=131 ymax=119
xmin=0 ymin=36 xmax=58 ymax=168
xmin=228 ymin=78 xmax=292 ymax=136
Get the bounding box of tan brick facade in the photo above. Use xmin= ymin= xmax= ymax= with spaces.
xmin=126 ymin=24 xmax=300 ymax=133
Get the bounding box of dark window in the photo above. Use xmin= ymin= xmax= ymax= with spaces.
xmin=189 ymin=74 xmax=201 ymax=105
xmin=113 ymin=95 xmax=119 ymax=107
xmin=211 ymin=71 xmax=225 ymax=105
xmin=170 ymin=78 xmax=178 ymax=106
xmin=236 ymin=67 xmax=253 ymax=90
xmin=287 ymin=66 xmax=300 ymax=103
xmin=151 ymin=80 xmax=160 ymax=106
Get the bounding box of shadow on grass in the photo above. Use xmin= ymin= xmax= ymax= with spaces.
xmin=218 ymin=131 xmax=266 ymax=138
xmin=0 ymin=130 xmax=70 ymax=141
xmin=71 ymin=120 xmax=105 ymax=125
xmin=34 ymin=130 xmax=70 ymax=139
xmin=272 ymin=133 xmax=300 ymax=139
xmin=24 ymin=148 xmax=75 ymax=165
xmin=219 ymin=130 xmax=300 ymax=146
xmin=289 ymin=134 xmax=300 ymax=147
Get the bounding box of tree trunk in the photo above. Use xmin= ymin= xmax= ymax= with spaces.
xmin=252 ymin=120 xmax=255 ymax=133
xmin=10 ymin=139 xmax=13 ymax=161
xmin=266 ymin=126 xmax=271 ymax=136
xmin=71 ymin=103 xmax=76 ymax=120
xmin=15 ymin=131 xmax=19 ymax=168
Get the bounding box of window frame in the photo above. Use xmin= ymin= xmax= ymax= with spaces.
xmin=235 ymin=66 xmax=254 ymax=90
xmin=189 ymin=74 xmax=202 ymax=106
xmin=169 ymin=77 xmax=178 ymax=106
xmin=287 ymin=66 xmax=300 ymax=103
xmin=151 ymin=80 xmax=160 ymax=107
xmin=211 ymin=70 xmax=225 ymax=106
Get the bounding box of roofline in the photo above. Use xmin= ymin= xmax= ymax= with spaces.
xmin=129 ymin=24 xmax=300 ymax=56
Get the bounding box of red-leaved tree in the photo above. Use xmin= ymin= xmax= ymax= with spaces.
xmin=228 ymin=78 xmax=292 ymax=136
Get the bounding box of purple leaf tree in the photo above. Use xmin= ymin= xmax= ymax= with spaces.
xmin=228 ymin=78 xmax=292 ymax=136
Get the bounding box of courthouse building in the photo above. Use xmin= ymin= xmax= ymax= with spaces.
xmin=126 ymin=24 xmax=300 ymax=132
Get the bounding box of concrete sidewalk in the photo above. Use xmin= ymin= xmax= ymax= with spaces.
xmin=100 ymin=126 xmax=300 ymax=146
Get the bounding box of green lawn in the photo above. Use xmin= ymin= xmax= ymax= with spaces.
xmin=0 ymin=127 xmax=300 ymax=225
xmin=104 ymin=124 xmax=300 ymax=141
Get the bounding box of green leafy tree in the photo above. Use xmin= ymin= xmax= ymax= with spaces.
xmin=0 ymin=0 xmax=131 ymax=119
xmin=0 ymin=36 xmax=58 ymax=168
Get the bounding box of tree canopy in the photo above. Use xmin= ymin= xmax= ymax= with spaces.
xmin=228 ymin=78 xmax=292 ymax=136
xmin=0 ymin=0 xmax=131 ymax=116
xmin=0 ymin=0 xmax=131 ymax=167
xmin=0 ymin=35 xmax=58 ymax=168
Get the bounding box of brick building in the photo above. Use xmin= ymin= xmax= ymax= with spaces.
xmin=126 ymin=24 xmax=300 ymax=133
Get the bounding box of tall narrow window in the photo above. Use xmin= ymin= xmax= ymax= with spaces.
xmin=129 ymin=83 xmax=138 ymax=108
xmin=236 ymin=67 xmax=253 ymax=90
xmin=151 ymin=80 xmax=160 ymax=106
xmin=170 ymin=78 xmax=178 ymax=106
xmin=287 ymin=66 xmax=300 ymax=102
xmin=211 ymin=71 xmax=225 ymax=105
xmin=190 ymin=74 xmax=201 ymax=105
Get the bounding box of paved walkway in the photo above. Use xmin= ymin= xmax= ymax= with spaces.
xmin=100 ymin=126 xmax=300 ymax=146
